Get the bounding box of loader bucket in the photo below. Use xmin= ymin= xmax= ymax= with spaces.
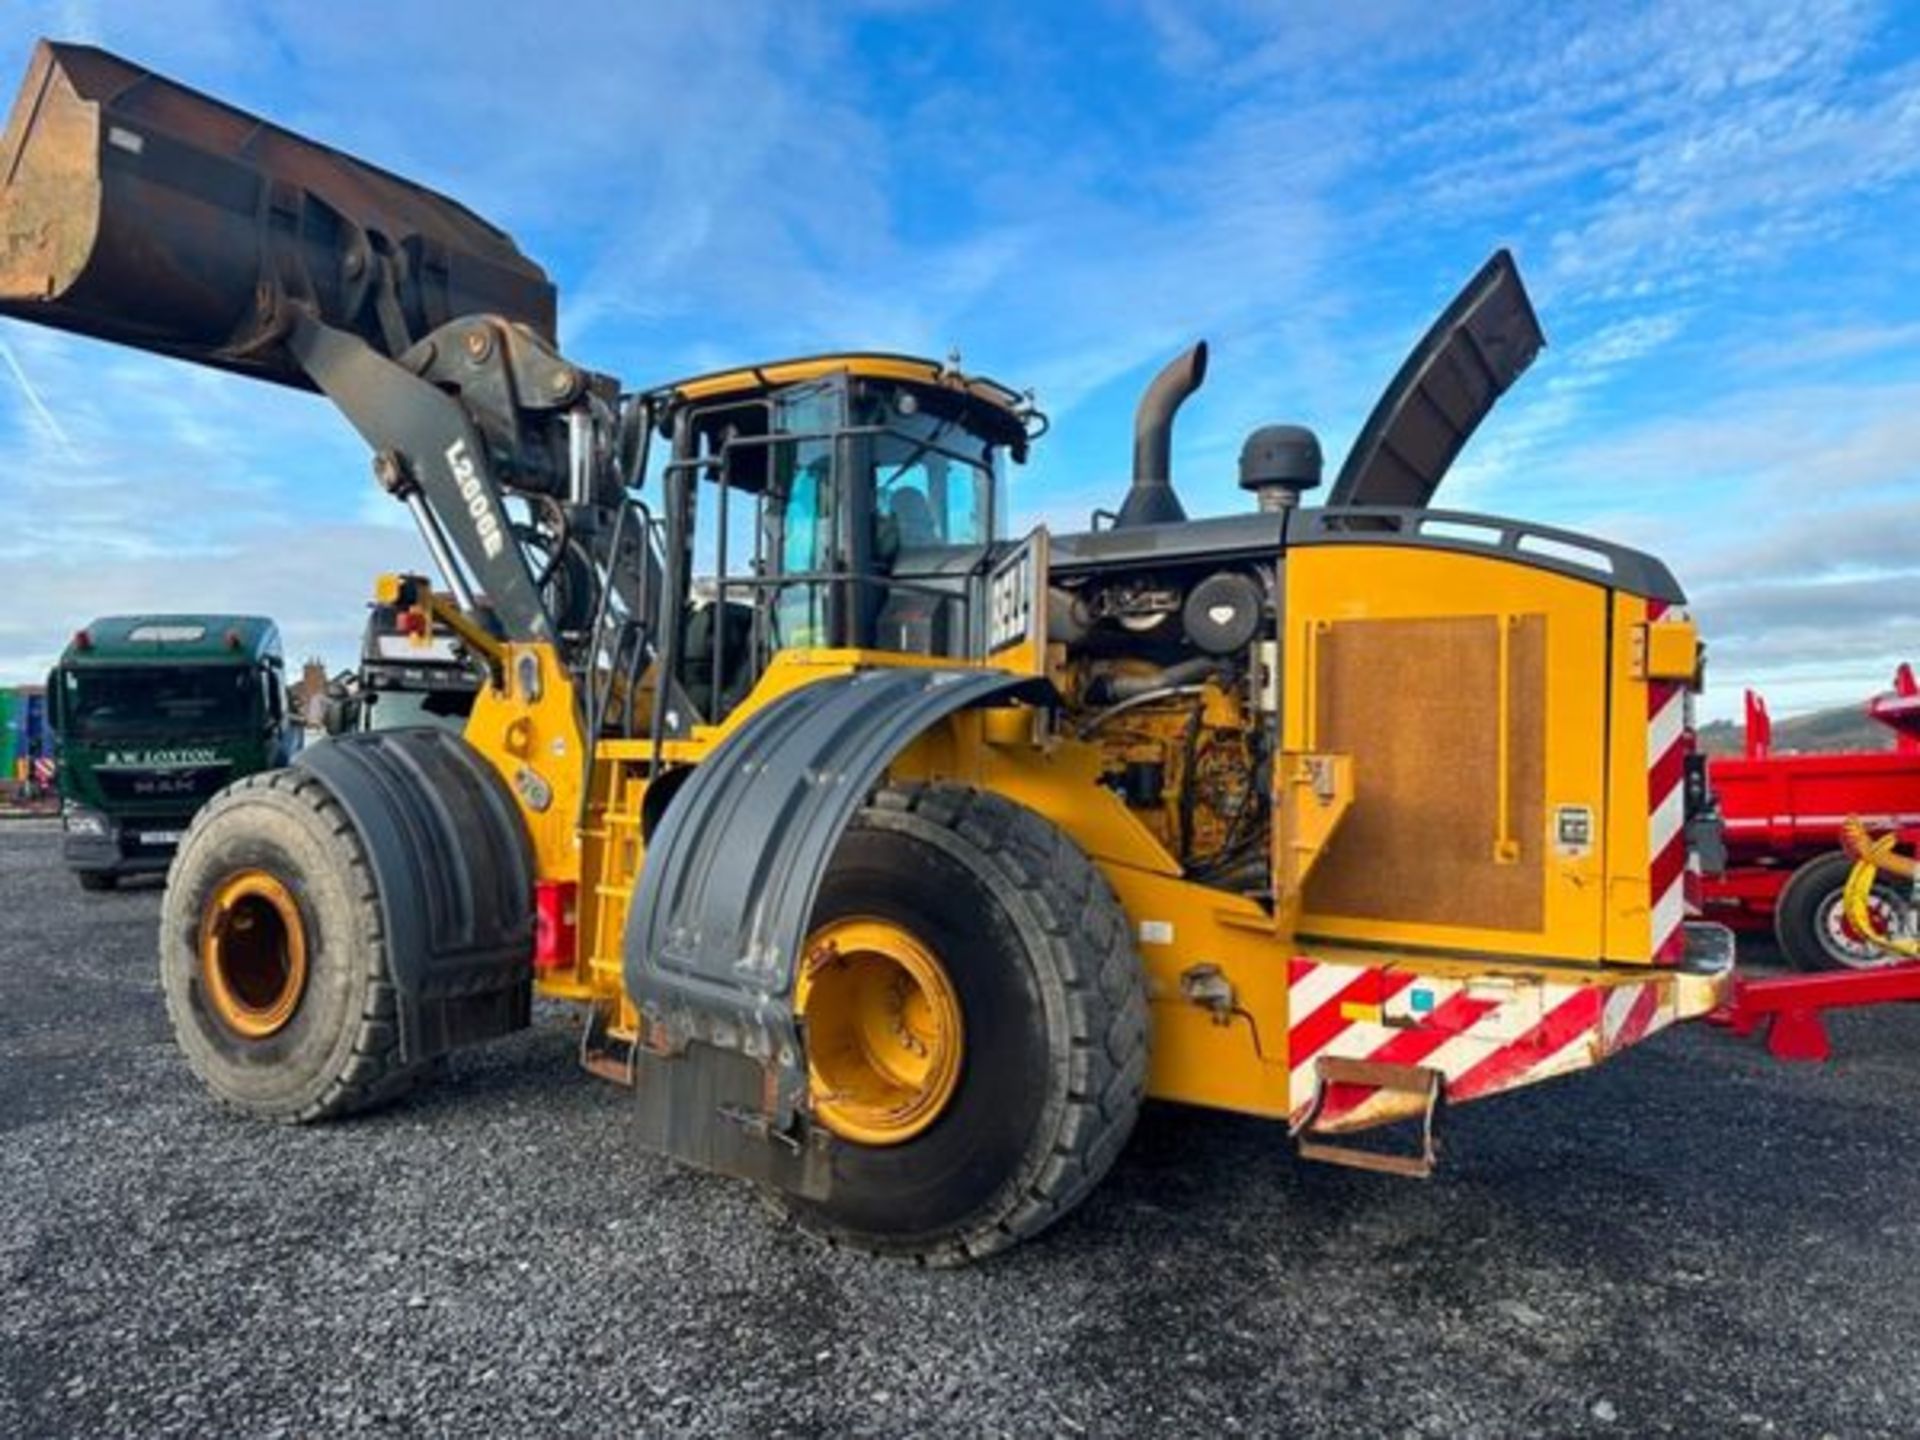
xmin=0 ymin=39 xmax=554 ymax=390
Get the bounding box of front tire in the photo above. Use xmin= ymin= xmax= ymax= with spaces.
xmin=160 ymin=769 xmax=423 ymax=1122
xmin=1775 ymin=850 xmax=1911 ymax=972
xmin=786 ymin=785 xmax=1148 ymax=1264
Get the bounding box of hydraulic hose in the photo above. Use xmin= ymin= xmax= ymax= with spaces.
xmin=1075 ymin=684 xmax=1209 ymax=738
xmin=1086 ymin=657 xmax=1223 ymax=708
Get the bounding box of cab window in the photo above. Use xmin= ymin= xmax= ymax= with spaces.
xmin=772 ymin=445 xmax=833 ymax=646
xmin=871 ymin=435 xmax=991 ymax=559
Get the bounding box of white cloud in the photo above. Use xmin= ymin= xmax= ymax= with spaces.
xmin=0 ymin=317 xmax=389 ymax=676
xmin=1476 ymin=371 xmax=1920 ymax=720
xmin=1729 ymin=318 xmax=1920 ymax=373
xmin=0 ymin=520 xmax=423 ymax=678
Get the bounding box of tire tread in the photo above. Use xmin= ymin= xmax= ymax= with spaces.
xmin=163 ymin=767 xmax=420 ymax=1123
xmin=803 ymin=783 xmax=1148 ymax=1264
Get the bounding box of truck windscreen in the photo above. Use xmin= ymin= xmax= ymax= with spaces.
xmin=61 ymin=666 xmax=258 ymax=739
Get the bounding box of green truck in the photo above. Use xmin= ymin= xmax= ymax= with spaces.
xmin=50 ymin=615 xmax=299 ymax=889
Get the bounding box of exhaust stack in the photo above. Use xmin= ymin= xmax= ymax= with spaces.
xmin=1116 ymin=340 xmax=1207 ymax=529
xmin=0 ymin=39 xmax=554 ymax=390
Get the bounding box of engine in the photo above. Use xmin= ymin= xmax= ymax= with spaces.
xmin=1052 ymin=562 xmax=1276 ymax=893
xmin=1046 ymin=361 xmax=1326 ymax=899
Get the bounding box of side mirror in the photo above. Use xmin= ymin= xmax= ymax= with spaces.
xmin=320 ymin=682 xmax=359 ymax=737
xmin=44 ymin=668 xmax=62 ymax=730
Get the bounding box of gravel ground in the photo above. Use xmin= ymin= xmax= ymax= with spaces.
xmin=5 ymin=817 xmax=1920 ymax=1438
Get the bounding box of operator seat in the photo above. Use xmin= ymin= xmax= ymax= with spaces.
xmin=874 ymin=489 xmax=962 ymax=657
xmin=888 ymin=488 xmax=939 ymax=549
xmin=678 ymin=600 xmax=755 ymax=720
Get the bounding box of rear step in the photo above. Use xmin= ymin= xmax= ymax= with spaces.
xmin=1294 ymin=1057 xmax=1443 ymax=1178
xmin=579 ymin=1006 xmax=637 ymax=1087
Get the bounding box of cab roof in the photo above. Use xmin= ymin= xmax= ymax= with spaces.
xmin=651 ymin=352 xmax=1035 ymax=457
xmin=63 ymin=614 xmax=281 ymax=665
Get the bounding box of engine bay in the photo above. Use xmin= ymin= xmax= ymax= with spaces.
xmin=1051 ymin=560 xmax=1278 ymax=895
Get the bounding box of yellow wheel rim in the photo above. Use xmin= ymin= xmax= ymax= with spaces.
xmin=198 ymin=869 xmax=309 ymax=1040
xmin=795 ymin=917 xmax=963 ymax=1146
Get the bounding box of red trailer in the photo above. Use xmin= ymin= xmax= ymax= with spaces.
xmin=1702 ymin=665 xmax=1920 ymax=970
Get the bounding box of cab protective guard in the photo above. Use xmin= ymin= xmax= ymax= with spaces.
xmin=624 ymin=667 xmax=1047 ymax=1119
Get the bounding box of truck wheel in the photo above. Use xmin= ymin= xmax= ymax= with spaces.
xmin=160 ymin=769 xmax=422 ymax=1122
xmin=1775 ymin=850 xmax=1911 ymax=972
xmin=785 ymin=785 xmax=1148 ymax=1264
xmin=76 ymin=871 xmax=117 ymax=893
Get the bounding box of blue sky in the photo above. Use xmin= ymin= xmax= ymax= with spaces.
xmin=3 ymin=1 xmax=1919 ymax=720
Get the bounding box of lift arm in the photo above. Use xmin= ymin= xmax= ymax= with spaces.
xmin=284 ymin=311 xmax=556 ymax=644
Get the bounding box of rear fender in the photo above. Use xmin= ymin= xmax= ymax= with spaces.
xmin=623 ymin=668 xmax=1048 ymax=1130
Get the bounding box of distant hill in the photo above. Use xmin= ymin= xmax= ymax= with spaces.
xmin=1697 ymin=702 xmax=1891 ymax=757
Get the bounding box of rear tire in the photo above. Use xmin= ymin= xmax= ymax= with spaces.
xmin=76 ymin=870 xmax=117 ymax=893
xmin=1775 ymin=850 xmax=1910 ymax=972
xmin=785 ymin=785 xmax=1148 ymax=1264
xmin=160 ymin=769 xmax=423 ymax=1122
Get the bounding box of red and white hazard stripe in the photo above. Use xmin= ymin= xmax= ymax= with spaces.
xmin=1646 ymin=599 xmax=1689 ymax=964
xmin=1287 ymin=956 xmax=1672 ymax=1132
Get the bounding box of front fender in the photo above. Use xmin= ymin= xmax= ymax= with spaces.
xmin=296 ymin=729 xmax=535 ymax=1062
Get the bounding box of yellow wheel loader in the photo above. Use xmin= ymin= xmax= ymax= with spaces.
xmin=0 ymin=40 xmax=1733 ymax=1262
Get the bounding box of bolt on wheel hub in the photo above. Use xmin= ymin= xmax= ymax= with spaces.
xmin=795 ymin=918 xmax=963 ymax=1146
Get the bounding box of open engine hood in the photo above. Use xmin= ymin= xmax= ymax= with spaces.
xmin=1327 ymin=249 xmax=1544 ymax=510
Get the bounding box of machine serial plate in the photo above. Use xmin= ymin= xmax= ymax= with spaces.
xmin=1553 ymin=805 xmax=1593 ymax=858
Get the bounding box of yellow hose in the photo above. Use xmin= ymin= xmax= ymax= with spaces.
xmin=1839 ymin=817 xmax=1920 ymax=957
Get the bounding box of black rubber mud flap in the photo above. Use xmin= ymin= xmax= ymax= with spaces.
xmin=628 ymin=1042 xmax=835 ymax=1201
xmin=623 ymin=668 xmax=1046 ymax=1180
xmin=296 ymin=730 xmax=535 ymax=1062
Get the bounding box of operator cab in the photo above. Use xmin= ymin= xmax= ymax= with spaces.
xmin=651 ymin=355 xmax=1035 ymax=721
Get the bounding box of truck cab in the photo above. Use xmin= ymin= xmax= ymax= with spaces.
xmin=50 ymin=615 xmax=296 ymax=889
